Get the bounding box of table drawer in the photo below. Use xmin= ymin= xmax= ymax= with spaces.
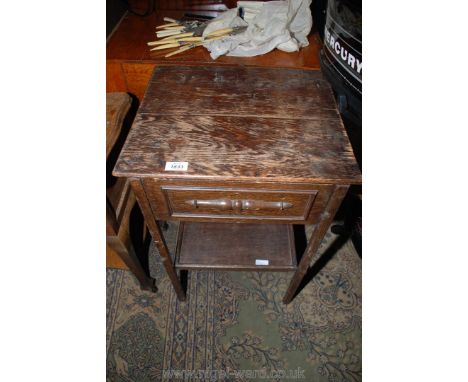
xmin=164 ymin=186 xmax=317 ymax=220
xmin=142 ymin=179 xmax=334 ymax=223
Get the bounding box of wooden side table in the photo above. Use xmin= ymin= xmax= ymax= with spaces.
xmin=113 ymin=66 xmax=361 ymax=304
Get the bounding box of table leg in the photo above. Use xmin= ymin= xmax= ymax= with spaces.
xmin=130 ymin=179 xmax=187 ymax=301
xmin=107 ymin=193 xmax=157 ymax=292
xmin=107 ymin=237 xmax=157 ymax=292
xmin=282 ymin=185 xmax=349 ymax=304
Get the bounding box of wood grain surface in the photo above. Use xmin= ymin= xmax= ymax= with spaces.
xmin=139 ymin=67 xmax=337 ymax=118
xmin=106 ymin=92 xmax=132 ymax=159
xmin=113 ymin=66 xmax=361 ymax=184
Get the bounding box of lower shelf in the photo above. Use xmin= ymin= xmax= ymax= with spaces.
xmin=175 ymin=222 xmax=297 ymax=271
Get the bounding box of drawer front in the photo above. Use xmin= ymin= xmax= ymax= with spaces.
xmin=142 ymin=179 xmax=334 ymax=223
xmin=164 ymin=187 xmax=316 ymax=220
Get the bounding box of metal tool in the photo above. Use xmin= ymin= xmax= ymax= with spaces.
xmin=183 ymin=13 xmax=216 ymax=21
xmin=156 ymin=20 xmax=208 ymax=38
xmin=163 ymin=26 xmax=248 ymax=57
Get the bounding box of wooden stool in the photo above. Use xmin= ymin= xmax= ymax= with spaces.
xmin=106 ymin=92 xmax=157 ymax=292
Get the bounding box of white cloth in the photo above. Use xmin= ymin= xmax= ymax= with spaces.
xmin=203 ymin=0 xmax=313 ymax=59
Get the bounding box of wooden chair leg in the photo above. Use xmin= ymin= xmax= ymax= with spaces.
xmin=282 ymin=186 xmax=349 ymax=304
xmin=107 ymin=186 xmax=157 ymax=292
xmin=130 ymin=179 xmax=187 ymax=301
xmin=107 ymin=236 xmax=157 ymax=292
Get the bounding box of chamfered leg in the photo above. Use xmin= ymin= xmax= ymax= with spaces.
xmin=283 ymin=185 xmax=349 ymax=304
xmin=130 ymin=178 xmax=187 ymax=301
xmin=107 ymin=193 xmax=157 ymax=292
xmin=107 ymin=237 xmax=157 ymax=292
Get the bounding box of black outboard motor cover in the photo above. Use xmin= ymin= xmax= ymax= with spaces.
xmin=320 ymin=0 xmax=362 ymax=126
xmin=317 ymin=0 xmax=362 ymax=256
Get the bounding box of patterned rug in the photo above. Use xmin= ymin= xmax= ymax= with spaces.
xmin=106 ymin=223 xmax=361 ymax=382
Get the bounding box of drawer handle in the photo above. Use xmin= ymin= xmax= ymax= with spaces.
xmin=186 ymin=199 xmax=293 ymax=211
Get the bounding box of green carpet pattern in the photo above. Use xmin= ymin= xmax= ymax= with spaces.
xmin=106 ymin=223 xmax=361 ymax=381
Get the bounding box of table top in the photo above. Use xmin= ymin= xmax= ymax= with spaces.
xmin=107 ymin=10 xmax=322 ymax=70
xmin=114 ymin=66 xmax=361 ymax=184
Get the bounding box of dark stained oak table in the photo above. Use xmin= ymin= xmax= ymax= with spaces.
xmin=113 ymin=65 xmax=361 ymax=304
